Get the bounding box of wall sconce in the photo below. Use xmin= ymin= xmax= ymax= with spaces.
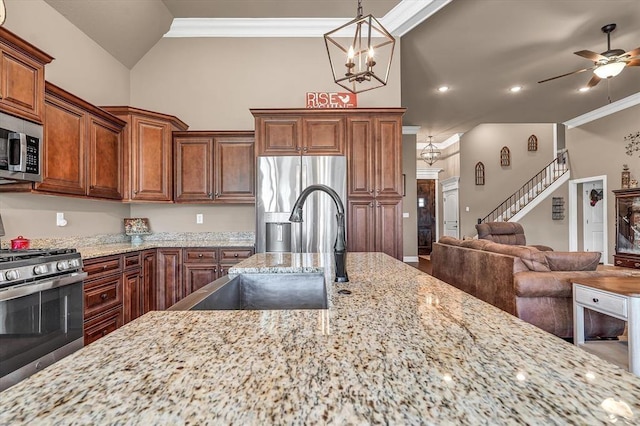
xmin=324 ymin=0 xmax=395 ymax=94
xmin=420 ymin=136 xmax=441 ymax=166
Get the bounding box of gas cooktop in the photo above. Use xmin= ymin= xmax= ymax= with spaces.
xmin=0 ymin=248 xmax=83 ymax=288
xmin=0 ymin=248 xmax=77 ymax=262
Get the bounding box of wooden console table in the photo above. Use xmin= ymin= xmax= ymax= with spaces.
xmin=573 ymin=276 xmax=640 ymax=376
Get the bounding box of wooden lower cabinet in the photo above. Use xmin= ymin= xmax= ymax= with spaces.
xmin=183 ymin=263 xmax=218 ymax=296
xmin=156 ymin=248 xmax=183 ymax=310
xmin=83 ymin=255 xmax=124 ymax=345
xmin=123 ymin=268 xmax=142 ymax=324
xmin=142 ymin=250 xmax=157 ymax=312
xmin=84 ymin=307 xmax=123 ymax=346
xmin=347 ymin=198 xmax=402 ymax=260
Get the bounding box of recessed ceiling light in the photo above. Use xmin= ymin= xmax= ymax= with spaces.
xmin=509 ymin=86 xmax=522 ymax=93
xmin=437 ymin=86 xmax=449 ymax=92
xmin=578 ymin=87 xmax=590 ymax=92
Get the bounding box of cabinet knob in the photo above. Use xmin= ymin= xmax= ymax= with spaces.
xmin=102 ymin=330 xmax=108 ymax=336
xmin=234 ymin=253 xmax=238 ymax=257
xmin=208 ymin=192 xmax=213 ymax=198
xmin=296 ymin=146 xmax=301 ymax=151
xmin=616 ymin=261 xmax=622 ymax=265
xmin=198 ymin=254 xmax=203 ymax=258
xmin=103 ymin=265 xmax=108 ymax=270
xmin=635 ymin=263 xmax=640 ymax=267
xmin=592 ymin=298 xmax=599 ymax=303
xmin=215 ymin=192 xmax=219 ymax=197
xmin=369 ymin=201 xmax=373 ymax=207
xmin=133 ymin=190 xmax=138 ymax=195
xmin=303 ymin=147 xmax=308 ymax=152
xmin=100 ymin=293 xmax=108 ymax=300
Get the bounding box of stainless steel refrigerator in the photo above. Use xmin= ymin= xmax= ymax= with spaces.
xmin=256 ymin=156 xmax=347 ymax=254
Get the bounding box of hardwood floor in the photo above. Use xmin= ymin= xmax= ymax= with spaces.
xmin=407 ymin=255 xmax=432 ymax=275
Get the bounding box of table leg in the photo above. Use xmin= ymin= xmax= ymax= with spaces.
xmin=628 ymin=297 xmax=639 ymax=376
xmin=573 ymin=287 xmax=585 ymax=346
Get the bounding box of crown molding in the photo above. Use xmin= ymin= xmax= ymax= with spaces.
xmin=164 ymin=0 xmax=452 ymax=38
xmin=563 ymin=92 xmax=640 ymax=129
xmin=403 ymin=125 xmax=421 ymax=135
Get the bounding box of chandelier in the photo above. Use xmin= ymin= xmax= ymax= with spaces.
xmin=323 ymin=0 xmax=395 ymax=94
xmin=420 ymin=136 xmax=441 ymax=166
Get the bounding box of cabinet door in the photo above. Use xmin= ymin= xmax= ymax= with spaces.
xmin=214 ymin=136 xmax=255 ymax=202
xmin=156 ymin=249 xmax=182 ymax=310
xmin=347 ymin=117 xmax=374 ymax=196
xmin=35 ymin=94 xmax=86 ymax=195
xmin=302 ymin=116 xmax=345 ymax=155
xmin=256 ymin=116 xmax=301 ymax=155
xmin=130 ymin=116 xmax=173 ymax=201
xmin=376 ymin=199 xmax=403 ymax=260
xmin=123 ymin=269 xmax=142 ymax=324
xmin=174 ymin=136 xmax=214 ymax=202
xmin=88 ymin=115 xmax=123 ymax=199
xmin=142 ymin=250 xmax=157 ymax=313
xmin=0 ymin=47 xmax=45 ymax=123
xmin=84 ymin=307 xmax=123 ymax=346
xmin=183 ymin=263 xmax=218 ymax=297
xmin=347 ymin=199 xmax=376 ymax=253
xmin=375 ymin=116 xmax=403 ymax=197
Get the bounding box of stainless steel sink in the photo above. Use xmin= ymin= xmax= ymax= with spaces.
xmin=168 ymin=273 xmax=328 ymax=311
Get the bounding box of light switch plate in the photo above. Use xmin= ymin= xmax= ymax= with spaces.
xmin=402 ymin=212 xmax=410 ymax=218
xmin=196 ymin=214 xmax=203 ymax=224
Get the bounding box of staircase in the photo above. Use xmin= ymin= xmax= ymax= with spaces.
xmin=480 ymin=150 xmax=570 ymax=223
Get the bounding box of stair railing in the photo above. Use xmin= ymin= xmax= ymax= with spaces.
xmin=480 ymin=150 xmax=569 ymax=223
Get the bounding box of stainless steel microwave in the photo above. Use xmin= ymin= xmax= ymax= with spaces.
xmin=0 ymin=112 xmax=43 ymax=183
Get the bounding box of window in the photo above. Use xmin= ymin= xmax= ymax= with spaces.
xmin=475 ymin=162 xmax=485 ymax=185
xmin=500 ymin=146 xmax=510 ymax=167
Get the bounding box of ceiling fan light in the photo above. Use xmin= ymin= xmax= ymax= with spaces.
xmin=593 ymin=61 xmax=626 ymax=79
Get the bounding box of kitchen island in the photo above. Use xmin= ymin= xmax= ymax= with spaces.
xmin=1 ymin=252 xmax=639 ymax=424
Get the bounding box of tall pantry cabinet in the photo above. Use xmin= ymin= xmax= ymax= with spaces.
xmin=252 ymin=108 xmax=405 ymax=260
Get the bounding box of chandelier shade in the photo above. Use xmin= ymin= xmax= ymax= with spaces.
xmin=324 ymin=0 xmax=395 ymax=94
xmin=420 ymin=136 xmax=441 ymax=166
xmin=593 ymin=61 xmax=626 ymax=79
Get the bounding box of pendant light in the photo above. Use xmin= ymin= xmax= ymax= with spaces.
xmin=420 ymin=136 xmax=441 ymax=166
xmin=323 ymin=0 xmax=395 ymax=94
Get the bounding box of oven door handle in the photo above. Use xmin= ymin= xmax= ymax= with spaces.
xmin=0 ymin=271 xmax=88 ymax=302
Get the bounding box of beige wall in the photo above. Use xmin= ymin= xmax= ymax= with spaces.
xmin=402 ymin=134 xmax=418 ymax=259
xmin=130 ymin=37 xmax=402 ymax=130
xmin=566 ymin=103 xmax=640 ymax=264
xmin=458 ymin=123 xmax=555 ymax=238
xmin=129 ymin=204 xmax=255 ymax=233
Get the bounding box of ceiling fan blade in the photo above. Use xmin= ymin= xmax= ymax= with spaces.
xmin=537 ymin=67 xmax=593 ymax=84
xmin=622 ymin=47 xmax=640 ymax=59
xmin=574 ymin=50 xmax=607 ymax=61
xmin=627 ymin=59 xmax=640 ymax=67
xmin=586 ymin=75 xmax=601 ymax=88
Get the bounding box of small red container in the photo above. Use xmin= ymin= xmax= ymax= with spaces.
xmin=11 ymin=236 xmax=30 ymax=250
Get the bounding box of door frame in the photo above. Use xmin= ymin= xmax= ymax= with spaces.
xmin=569 ymin=175 xmax=608 ymax=262
xmin=417 ymin=168 xmax=443 ymax=243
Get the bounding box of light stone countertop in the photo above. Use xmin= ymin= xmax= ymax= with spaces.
xmin=1 ymin=252 xmax=639 ymax=424
xmin=77 ymin=239 xmax=255 ymax=259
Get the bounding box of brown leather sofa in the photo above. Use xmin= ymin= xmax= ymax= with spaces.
xmin=432 ymin=236 xmax=640 ymax=339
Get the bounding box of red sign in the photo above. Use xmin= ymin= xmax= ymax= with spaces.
xmin=306 ymin=92 xmax=357 ymax=109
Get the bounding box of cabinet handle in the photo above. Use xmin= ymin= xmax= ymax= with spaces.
xmin=102 ymin=330 xmax=108 ymax=336
xmin=103 ymin=265 xmax=108 ymax=270
xmin=592 ymin=298 xmax=599 ymax=303
xmin=635 ymin=263 xmax=640 ymax=267
xmin=208 ymin=192 xmax=213 ymax=198
xmin=100 ymin=293 xmax=108 ymax=300
xmin=198 ymin=254 xmax=203 ymax=258
xmin=133 ymin=190 xmax=138 ymax=195
xmin=369 ymin=201 xmax=373 ymax=207
xmin=376 ymin=189 xmax=380 ymax=194
xmin=616 ymin=261 xmax=622 ymax=265
xmin=215 ymin=192 xmax=219 ymax=197
xmin=303 ymin=147 xmax=308 ymax=152
xmin=234 ymin=253 xmax=238 ymax=257
xmin=296 ymin=146 xmax=301 ymax=151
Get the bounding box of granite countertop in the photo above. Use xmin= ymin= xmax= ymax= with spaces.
xmin=1 ymin=252 xmax=639 ymax=424
xmin=78 ymin=239 xmax=255 ymax=259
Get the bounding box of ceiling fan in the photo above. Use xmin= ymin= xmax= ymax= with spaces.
xmin=538 ymin=23 xmax=640 ymax=88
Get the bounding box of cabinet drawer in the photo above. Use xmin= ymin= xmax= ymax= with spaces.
xmin=184 ymin=248 xmax=217 ymax=263
xmin=575 ymin=286 xmax=628 ymax=318
xmin=220 ymin=248 xmax=253 ymax=262
xmin=84 ymin=306 xmax=123 ymax=346
xmin=124 ymin=252 xmax=141 ymax=270
xmin=84 ymin=275 xmax=123 ymax=318
xmin=613 ymin=255 xmax=640 ymax=270
xmin=83 ymin=255 xmax=123 ymax=278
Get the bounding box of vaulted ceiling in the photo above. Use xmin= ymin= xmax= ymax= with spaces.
xmin=43 ymin=0 xmax=640 ymax=145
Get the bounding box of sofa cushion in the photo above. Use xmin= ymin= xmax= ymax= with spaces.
xmin=483 ymin=242 xmax=550 ymax=271
xmin=438 ymin=236 xmax=462 ymax=246
xmin=543 ymin=251 xmax=601 ymax=271
xmin=460 ymin=239 xmax=492 ymax=250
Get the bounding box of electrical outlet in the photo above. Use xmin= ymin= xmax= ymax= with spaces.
xmin=196 ymin=214 xmax=203 ymax=224
xmin=56 ymin=212 xmax=67 ymax=227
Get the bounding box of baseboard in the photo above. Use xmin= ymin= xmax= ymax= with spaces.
xmin=404 ymin=256 xmax=419 ymax=263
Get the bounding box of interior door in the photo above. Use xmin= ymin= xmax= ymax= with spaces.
xmin=443 ymin=188 xmax=459 ymax=238
xmin=417 ymin=179 xmax=436 ymax=254
xmin=583 ymin=181 xmax=604 ymax=254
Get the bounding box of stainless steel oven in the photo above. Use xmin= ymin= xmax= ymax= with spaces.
xmin=0 ymin=248 xmax=86 ymax=391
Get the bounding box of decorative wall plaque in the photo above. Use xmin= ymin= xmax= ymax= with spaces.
xmin=500 ymin=146 xmax=511 ymax=167
xmin=475 ymin=162 xmax=485 ymax=185
xmin=528 ymin=135 xmax=538 ymax=151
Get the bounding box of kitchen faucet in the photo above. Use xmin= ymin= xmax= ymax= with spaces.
xmin=289 ymin=184 xmax=348 ymax=282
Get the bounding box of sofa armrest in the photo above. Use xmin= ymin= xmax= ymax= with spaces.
xmin=515 ymin=269 xmax=639 ymax=298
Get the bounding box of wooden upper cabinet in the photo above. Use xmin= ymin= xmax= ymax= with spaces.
xmin=215 ymin=134 xmax=255 ymax=202
xmin=36 ymin=82 xmax=125 ymax=199
xmin=174 ymin=135 xmax=214 ymax=202
xmin=88 ymin=115 xmax=123 ymax=199
xmin=173 ymin=131 xmax=255 ymax=204
xmin=101 ymin=106 xmax=188 ymax=202
xmin=347 ymin=112 xmax=403 ymax=198
xmin=251 ymin=109 xmax=345 ymax=156
xmin=0 ymin=27 xmax=53 ymax=124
